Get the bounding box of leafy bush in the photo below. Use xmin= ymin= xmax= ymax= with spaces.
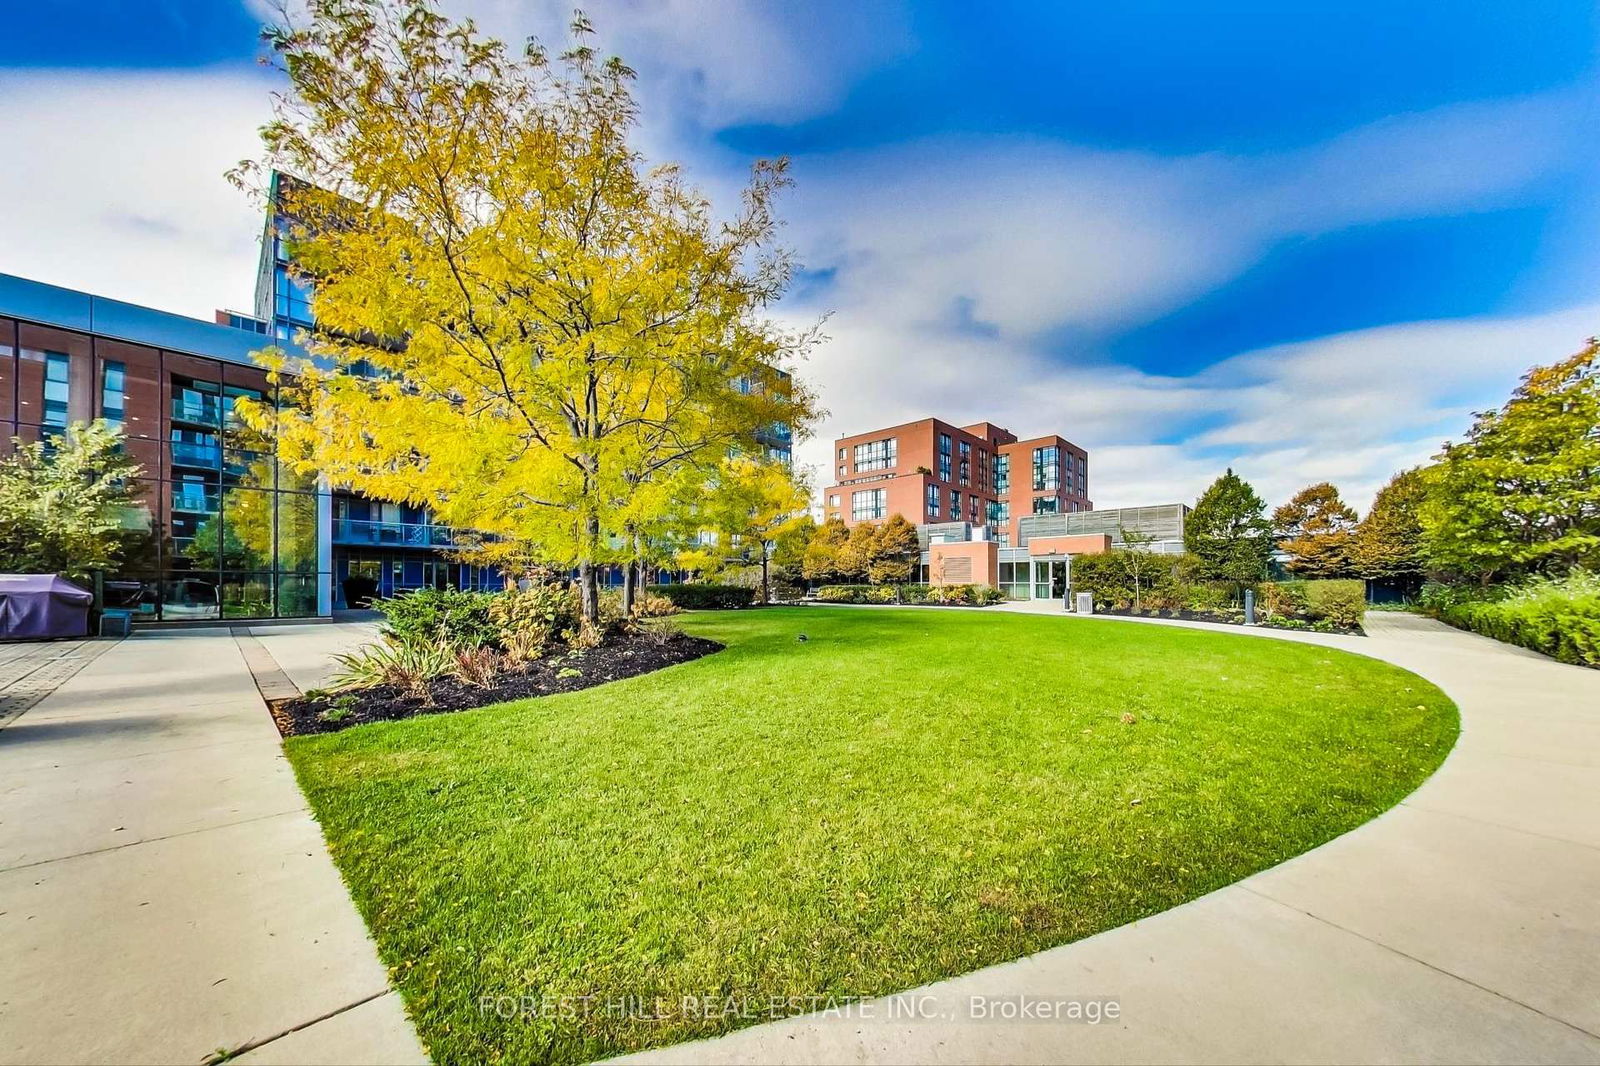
xmin=815 ymin=583 xmax=1002 ymax=606
xmin=331 ymin=638 xmax=455 ymax=701
xmin=1303 ymin=579 xmax=1366 ymax=629
xmin=1428 ymin=571 xmax=1600 ymax=667
xmin=632 ymin=593 xmax=682 ymax=618
xmin=1261 ymin=579 xmax=1366 ymax=629
xmin=648 ymin=583 xmax=757 ymax=610
xmin=487 ymin=584 xmax=580 ymax=653
xmin=379 ymin=588 xmax=500 ymax=650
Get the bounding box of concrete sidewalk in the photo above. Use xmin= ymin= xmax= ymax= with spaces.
xmin=0 ymin=627 xmax=426 ymax=1065
xmin=622 ymin=611 xmax=1600 ymax=1065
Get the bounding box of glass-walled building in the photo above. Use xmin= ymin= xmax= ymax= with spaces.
xmin=0 ymin=272 xmax=329 ymax=622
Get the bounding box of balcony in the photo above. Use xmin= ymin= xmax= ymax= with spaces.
xmin=169 ymin=441 xmax=221 ymax=469
xmin=332 ymin=518 xmax=461 ymax=548
xmin=171 ymin=397 xmax=222 ymax=427
xmin=171 ymin=490 xmax=220 ymax=514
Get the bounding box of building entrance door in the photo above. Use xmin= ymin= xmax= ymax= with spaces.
xmin=1029 ymin=558 xmax=1070 ymax=600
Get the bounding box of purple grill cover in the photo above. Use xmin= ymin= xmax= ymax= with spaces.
xmin=0 ymin=574 xmax=93 ymax=639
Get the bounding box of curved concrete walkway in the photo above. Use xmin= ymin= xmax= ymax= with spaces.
xmin=621 ymin=611 xmax=1600 ymax=1065
xmin=0 ymin=627 xmax=426 ymax=1065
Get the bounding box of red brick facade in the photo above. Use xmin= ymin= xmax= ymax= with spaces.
xmin=821 ymin=417 xmax=1090 ymax=545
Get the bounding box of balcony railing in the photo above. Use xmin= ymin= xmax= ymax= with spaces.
xmin=170 ymin=441 xmax=221 ymax=468
xmin=332 ymin=518 xmax=461 ymax=547
xmin=171 ymin=491 xmax=220 ymax=514
xmin=171 ymin=397 xmax=222 ymax=426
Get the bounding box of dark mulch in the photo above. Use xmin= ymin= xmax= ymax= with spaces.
xmin=273 ymin=631 xmax=723 ymax=737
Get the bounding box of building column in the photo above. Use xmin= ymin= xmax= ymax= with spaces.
xmin=316 ymin=478 xmax=334 ymax=616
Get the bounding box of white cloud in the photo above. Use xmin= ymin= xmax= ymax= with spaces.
xmin=783 ymin=90 xmax=1597 ymax=515
xmin=0 ymin=67 xmax=271 ymax=319
xmin=4 ymin=4 xmax=1595 ymax=526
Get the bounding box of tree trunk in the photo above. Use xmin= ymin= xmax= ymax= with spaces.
xmin=760 ymin=550 xmax=770 ymax=605
xmin=578 ymin=560 xmax=600 ymax=625
xmin=621 ymin=559 xmax=637 ymax=617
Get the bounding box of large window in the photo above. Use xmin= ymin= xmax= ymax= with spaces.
xmin=101 ymin=360 xmax=126 ymax=428
xmin=958 ymin=440 xmax=971 ymax=485
xmin=926 ymin=482 xmax=940 ymax=518
xmin=274 ymin=265 xmax=314 ymax=325
xmin=977 ymin=448 xmax=988 ymax=490
xmin=950 ymin=488 xmax=960 ymax=519
xmin=42 ymin=352 xmax=69 ymax=435
xmin=994 ymin=453 xmax=1009 ymax=493
xmin=986 ymin=500 xmax=1009 ymax=525
xmin=853 ymin=437 xmax=897 ymax=472
xmin=937 ymin=432 xmax=952 ymax=481
xmin=852 ymin=488 xmax=887 ymax=521
xmin=1033 ymin=496 xmax=1059 ymax=515
xmin=1032 ymin=445 xmax=1060 ymax=491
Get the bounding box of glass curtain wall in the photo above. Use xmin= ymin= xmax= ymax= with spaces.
xmin=0 ymin=317 xmax=325 ymax=621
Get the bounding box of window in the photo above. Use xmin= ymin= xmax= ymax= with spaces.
xmin=273 ymin=265 xmax=314 ymax=324
xmin=852 ymin=488 xmax=886 ymax=521
xmin=986 ymin=500 xmax=1009 ymax=525
xmin=950 ymin=488 xmax=960 ymax=518
xmin=42 ymin=352 xmax=69 ymax=434
xmin=968 ymin=495 xmax=979 ymax=523
xmin=827 ymin=494 xmax=840 ymax=508
xmin=926 ymin=482 xmax=940 ymax=518
xmin=1032 ymin=445 xmax=1060 ymax=491
xmin=853 ymin=437 xmax=897 ymax=472
xmin=937 ymin=432 xmax=952 ymax=481
xmin=101 ymin=360 xmax=126 ymax=428
xmin=958 ymin=440 xmax=971 ymax=485
xmin=1033 ymin=496 xmax=1059 ymax=515
xmin=838 ymin=448 xmax=846 ymax=459
xmin=977 ymin=448 xmax=988 ymax=490
xmin=994 ymin=453 xmax=1009 ymax=493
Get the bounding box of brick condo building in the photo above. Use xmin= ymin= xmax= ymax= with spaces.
xmin=821 ymin=418 xmax=1091 ymax=546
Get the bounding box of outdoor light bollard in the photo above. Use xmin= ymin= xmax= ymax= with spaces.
xmin=1244 ymin=589 xmax=1256 ymax=626
xmin=1076 ymin=592 xmax=1094 ymax=615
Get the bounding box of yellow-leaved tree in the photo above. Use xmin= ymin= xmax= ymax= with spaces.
xmin=675 ymin=456 xmax=812 ymax=604
xmin=231 ymin=0 xmax=820 ymax=623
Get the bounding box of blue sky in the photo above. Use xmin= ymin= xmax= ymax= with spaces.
xmin=1 ymin=0 xmax=1597 ymax=508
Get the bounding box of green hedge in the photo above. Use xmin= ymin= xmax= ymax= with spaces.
xmin=814 ymin=583 xmax=1004 ymax=607
xmin=1067 ymin=552 xmax=1366 ymax=630
xmin=1425 ymin=572 xmax=1600 ymax=667
xmin=647 ymin=583 xmax=757 ymax=610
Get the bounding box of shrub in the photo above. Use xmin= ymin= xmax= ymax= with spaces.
xmin=632 ymin=593 xmax=682 ymax=618
xmin=1303 ymin=579 xmax=1366 ymax=629
xmin=816 ymin=583 xmax=1002 ymax=606
xmin=1429 ymin=571 xmax=1600 ymax=667
xmin=452 ymin=646 xmax=504 ymax=687
xmin=1262 ymin=579 xmax=1365 ymax=629
xmin=649 ymin=583 xmax=758 ymax=610
xmin=379 ymin=588 xmax=499 ymax=650
xmin=331 ymin=638 xmax=455 ymax=702
xmin=488 ymin=584 xmax=580 ymax=653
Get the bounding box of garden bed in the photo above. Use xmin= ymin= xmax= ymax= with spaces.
xmin=1089 ymin=605 xmax=1364 ymax=636
xmin=272 ymin=630 xmax=723 ymax=736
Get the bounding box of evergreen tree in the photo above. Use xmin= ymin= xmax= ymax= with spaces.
xmin=1185 ymin=468 xmax=1273 ymax=586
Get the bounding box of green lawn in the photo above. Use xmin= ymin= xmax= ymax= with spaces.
xmin=287 ymin=607 xmax=1457 ymax=1065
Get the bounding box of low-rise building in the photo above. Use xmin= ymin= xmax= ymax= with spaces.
xmin=917 ymin=503 xmax=1191 ymax=601
xmin=821 ymin=417 xmax=1090 ymax=545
